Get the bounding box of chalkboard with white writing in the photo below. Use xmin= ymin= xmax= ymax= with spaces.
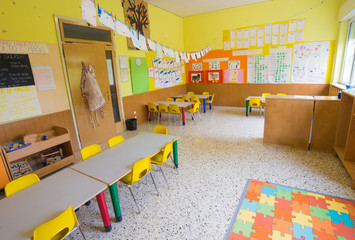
xmin=0 ymin=54 xmax=35 ymax=88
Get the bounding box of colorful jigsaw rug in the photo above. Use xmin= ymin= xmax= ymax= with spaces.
xmin=225 ymin=179 xmax=355 ymax=240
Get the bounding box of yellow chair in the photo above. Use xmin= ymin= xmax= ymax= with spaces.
xmin=80 ymin=144 xmax=102 ymax=161
xmin=153 ymin=126 xmax=168 ymax=135
xmin=169 ymin=104 xmax=182 ymax=124
xmin=203 ymin=92 xmax=209 ymax=95
xmin=261 ymin=93 xmax=271 ymax=104
xmin=277 ymin=93 xmax=286 ymax=95
xmin=175 ymin=98 xmax=184 ymax=102
xmin=148 ymin=103 xmax=159 ymax=122
xmin=108 ymin=136 xmax=125 ymax=148
xmin=249 ymin=98 xmax=262 ymax=117
xmin=158 ymin=103 xmax=170 ymax=122
xmin=190 ymin=96 xmax=200 ymax=103
xmin=5 ymin=173 xmax=40 ymax=197
xmin=33 ymin=206 xmax=86 ymax=240
xmin=187 ymin=102 xmax=202 ymax=123
xmin=206 ymin=93 xmax=215 ymax=110
xmin=167 ymin=97 xmax=174 ymax=101
xmin=187 ymin=92 xmax=194 ymax=95
xmin=120 ymin=155 xmax=159 ymax=213
xmin=182 ymin=95 xmax=190 ymax=102
xmin=151 ymin=140 xmax=175 ymax=188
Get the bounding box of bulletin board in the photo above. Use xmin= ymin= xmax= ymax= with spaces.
xmin=0 ymin=42 xmax=70 ymax=124
xmin=130 ymin=57 xmax=149 ymax=95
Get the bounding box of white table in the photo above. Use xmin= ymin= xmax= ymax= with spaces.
xmin=152 ymin=101 xmax=194 ymax=125
xmin=71 ymin=132 xmax=179 ymax=223
xmin=0 ymin=169 xmax=110 ymax=240
xmin=173 ymin=94 xmax=212 ymax=113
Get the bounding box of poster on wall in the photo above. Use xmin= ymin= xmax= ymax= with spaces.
xmin=188 ymin=71 xmax=204 ymax=84
xmin=209 ymin=61 xmax=220 ymax=70
xmin=192 ymin=63 xmax=203 ymax=71
xmin=228 ymin=60 xmax=240 ymax=69
xmin=291 ymin=41 xmax=330 ymax=83
xmin=267 ymin=48 xmax=292 ymax=83
xmin=206 ymin=70 xmax=223 ymax=84
xmin=247 ymin=55 xmax=269 ymax=83
xmin=224 ymin=69 xmax=244 ymax=83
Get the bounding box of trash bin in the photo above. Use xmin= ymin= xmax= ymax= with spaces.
xmin=126 ymin=118 xmax=137 ymax=131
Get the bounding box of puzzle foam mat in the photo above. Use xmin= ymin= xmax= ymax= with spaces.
xmin=225 ymin=179 xmax=355 ymax=240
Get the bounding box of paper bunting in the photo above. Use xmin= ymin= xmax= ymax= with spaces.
xmin=116 ymin=19 xmax=131 ymax=37
xmin=147 ymin=38 xmax=156 ymax=51
xmin=168 ymin=48 xmax=175 ymax=58
xmin=156 ymin=43 xmax=163 ymax=58
xmin=175 ymin=50 xmax=180 ymax=63
xmin=98 ymin=6 xmax=115 ymax=30
xmin=138 ymin=34 xmax=148 ymax=52
xmin=82 ymin=0 xmax=96 ymax=26
xmin=196 ymin=52 xmax=201 ymax=58
xmin=130 ymin=29 xmax=141 ymax=49
xmin=162 ymin=46 xmax=169 ymax=56
xmin=191 ymin=53 xmax=196 ymax=61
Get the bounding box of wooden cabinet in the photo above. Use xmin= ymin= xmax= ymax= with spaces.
xmin=1 ymin=126 xmax=75 ymax=180
xmin=334 ymin=89 xmax=355 ymax=188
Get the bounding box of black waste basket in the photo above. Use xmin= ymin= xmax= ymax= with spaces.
xmin=126 ymin=118 xmax=137 ymax=131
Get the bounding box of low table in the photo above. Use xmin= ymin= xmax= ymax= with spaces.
xmin=173 ymin=94 xmax=212 ymax=113
xmin=245 ymin=96 xmax=265 ymax=116
xmin=151 ymin=101 xmax=194 ymax=125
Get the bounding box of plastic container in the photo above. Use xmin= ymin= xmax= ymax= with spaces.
xmin=126 ymin=118 xmax=137 ymax=131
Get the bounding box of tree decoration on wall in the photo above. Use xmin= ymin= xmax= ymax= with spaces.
xmin=122 ymin=0 xmax=150 ymax=50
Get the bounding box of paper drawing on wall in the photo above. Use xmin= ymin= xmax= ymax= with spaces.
xmin=123 ymin=0 xmax=150 ymax=50
xmin=228 ymin=60 xmax=240 ymax=69
xmin=81 ymin=62 xmax=105 ymax=128
xmin=208 ymin=72 xmax=220 ymax=82
xmin=191 ymin=73 xmax=202 ymax=82
xmin=192 ymin=63 xmax=202 ymax=71
xmin=209 ymin=61 xmax=220 ymax=70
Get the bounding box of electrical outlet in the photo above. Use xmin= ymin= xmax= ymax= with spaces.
xmin=133 ymin=111 xmax=136 ymax=114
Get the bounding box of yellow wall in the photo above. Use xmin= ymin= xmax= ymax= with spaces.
xmin=0 ymin=0 xmax=185 ymax=97
xmin=183 ymin=0 xmax=342 ymax=51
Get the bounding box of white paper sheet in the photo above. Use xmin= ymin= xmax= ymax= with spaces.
xmin=119 ymin=56 xmax=127 ymax=68
xmin=191 ymin=52 xmax=197 ymax=61
xmin=243 ymin=39 xmax=249 ymax=48
xmin=250 ymin=27 xmax=257 ymax=37
xmin=297 ymin=19 xmax=305 ymax=30
xmin=130 ymin=29 xmax=140 ymax=49
xmin=224 ymin=41 xmax=231 ymax=50
xmin=265 ymin=35 xmax=271 ymax=45
xmin=289 ymin=20 xmax=296 ymax=32
xmin=147 ymin=38 xmax=156 ymax=51
xmin=272 ymin=24 xmax=279 ymax=35
xmin=156 ymin=43 xmax=163 ymax=58
xmin=237 ymin=29 xmax=243 ymax=39
xmin=175 ymin=50 xmax=180 ymax=63
xmin=280 ymin=24 xmax=288 ymax=35
xmin=116 ymin=19 xmax=131 ymax=37
xmin=230 ymin=39 xmax=237 ymax=49
xmin=230 ymin=29 xmax=237 ymax=39
xmin=243 ymin=29 xmax=250 ymax=39
xmin=250 ymin=37 xmax=257 ymax=46
xmin=82 ymin=0 xmax=96 ymax=26
xmin=138 ymin=34 xmax=148 ymax=51
xmin=267 ymin=48 xmax=292 ymax=83
xmin=120 ymin=69 xmax=129 ymax=82
xmin=272 ymin=35 xmax=278 ymax=45
xmin=98 ymin=6 xmax=115 ymax=30
xmin=237 ymin=39 xmax=243 ymax=49
xmin=280 ymin=35 xmax=287 ymax=45
xmin=257 ymin=37 xmax=264 ymax=47
xmin=296 ymin=31 xmax=304 ymax=42
xmin=33 ymin=66 xmax=56 ymax=91
xmin=257 ymin=27 xmax=264 ymax=37
xmin=288 ymin=32 xmax=296 ymax=43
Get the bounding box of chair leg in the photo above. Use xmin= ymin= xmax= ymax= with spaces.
xmin=159 ymin=165 xmax=170 ymax=189
xmin=259 ymin=107 xmax=262 ymax=117
xmin=127 ymin=185 xmax=141 ymax=214
xmin=147 ymin=111 xmax=150 ymax=122
xmin=197 ymin=111 xmax=202 ymax=121
xmin=78 ymin=225 xmax=87 ymax=240
xmin=150 ymin=172 xmax=160 ymax=196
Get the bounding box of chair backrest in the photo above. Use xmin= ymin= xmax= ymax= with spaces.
xmin=130 ymin=155 xmax=151 ymax=185
xmin=277 ymin=93 xmax=286 ymax=95
xmin=167 ymin=97 xmax=174 ymax=101
xmin=148 ymin=103 xmax=158 ymax=112
xmin=182 ymin=95 xmax=190 ymax=102
xmin=262 ymin=93 xmax=271 ymax=97
xmin=249 ymin=98 xmax=261 ymax=107
xmin=175 ymin=98 xmax=184 ymax=102
xmin=187 ymin=92 xmax=194 ymax=95
xmin=169 ymin=104 xmax=181 ymax=114
xmin=108 ymin=136 xmax=125 ymax=148
xmin=158 ymin=103 xmax=169 ymax=113
xmin=153 ymin=126 xmax=168 ymax=135
xmin=33 ymin=206 xmax=78 ymax=240
xmin=203 ymin=92 xmax=209 ymax=95
xmin=5 ymin=173 xmax=40 ymax=197
xmin=81 ymin=144 xmax=102 ymax=161
xmin=210 ymin=93 xmax=215 ymax=102
xmin=190 ymin=96 xmax=200 ymax=103
xmin=154 ymin=140 xmax=174 ymax=165
xmin=192 ymin=102 xmax=200 ymax=112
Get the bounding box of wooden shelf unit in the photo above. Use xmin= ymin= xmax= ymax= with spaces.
xmin=334 ymin=89 xmax=355 ymax=188
xmin=1 ymin=126 xmax=75 ymax=180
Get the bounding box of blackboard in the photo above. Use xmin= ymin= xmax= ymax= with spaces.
xmin=0 ymin=54 xmax=35 ymax=88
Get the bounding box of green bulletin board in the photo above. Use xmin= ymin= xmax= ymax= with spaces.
xmin=130 ymin=57 xmax=149 ymax=94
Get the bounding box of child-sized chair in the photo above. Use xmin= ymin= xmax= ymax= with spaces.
xmin=261 ymin=93 xmax=271 ymax=104
xmin=182 ymin=95 xmax=190 ymax=102
xmin=151 ymin=140 xmax=175 ymax=188
xmin=158 ymin=103 xmax=170 ymax=122
xmin=175 ymin=98 xmax=184 ymax=102
xmin=169 ymin=104 xmax=182 ymax=124
xmin=206 ymin=93 xmax=215 ymax=110
xmin=153 ymin=126 xmax=168 ymax=135
xmin=148 ymin=103 xmax=159 ymax=122
xmin=108 ymin=136 xmax=125 ymax=148
xmin=202 ymin=92 xmax=209 ymax=95
xmin=33 ymin=206 xmax=86 ymax=240
xmin=167 ymin=97 xmax=174 ymax=101
xmin=187 ymin=102 xmax=202 ymax=123
xmin=187 ymin=92 xmax=194 ymax=95
xmin=249 ymin=98 xmax=262 ymax=117
xmin=5 ymin=173 xmax=40 ymax=197
xmin=80 ymin=144 xmax=102 ymax=161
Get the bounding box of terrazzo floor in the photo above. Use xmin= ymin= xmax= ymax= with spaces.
xmin=72 ymin=106 xmax=355 ymax=240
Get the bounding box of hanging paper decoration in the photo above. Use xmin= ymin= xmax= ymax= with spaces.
xmin=175 ymin=50 xmax=180 ymax=63
xmin=162 ymin=46 xmax=169 ymax=56
xmin=123 ymin=0 xmax=150 ymax=50
xmin=81 ymin=0 xmax=96 ymax=26
xmin=196 ymin=52 xmax=201 ymax=59
xmin=168 ymin=48 xmax=175 ymax=58
xmin=116 ymin=19 xmax=131 ymax=37
xmin=138 ymin=34 xmax=148 ymax=52
xmin=98 ymin=5 xmax=115 ymax=30
xmin=130 ymin=29 xmax=141 ymax=49
xmin=156 ymin=43 xmax=163 ymax=58
xmin=147 ymin=38 xmax=156 ymax=51
xmin=191 ymin=53 xmax=196 ymax=61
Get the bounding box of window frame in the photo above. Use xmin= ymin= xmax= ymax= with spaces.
xmin=340 ymin=18 xmax=355 ymax=86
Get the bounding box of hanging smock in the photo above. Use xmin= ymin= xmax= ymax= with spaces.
xmin=81 ymin=62 xmax=105 ymax=128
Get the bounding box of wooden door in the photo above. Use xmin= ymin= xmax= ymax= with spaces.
xmin=63 ymin=43 xmax=116 ymax=147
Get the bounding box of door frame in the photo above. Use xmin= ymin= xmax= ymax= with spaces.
xmin=54 ymin=15 xmax=126 ymax=149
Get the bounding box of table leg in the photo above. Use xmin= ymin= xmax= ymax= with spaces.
xmin=209 ymin=96 xmax=212 ymax=109
xmin=203 ymin=99 xmax=206 ymax=113
xmin=246 ymin=100 xmax=249 ymax=116
xmin=173 ymin=140 xmax=178 ymax=168
xmin=109 ymin=183 xmax=122 ymax=222
xmin=96 ymin=191 xmax=112 ymax=232
xmin=147 ymin=106 xmax=151 ymax=122
xmin=182 ymin=108 xmax=186 ymax=125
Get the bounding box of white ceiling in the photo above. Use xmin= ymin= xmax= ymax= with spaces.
xmin=145 ymin=0 xmax=271 ymax=17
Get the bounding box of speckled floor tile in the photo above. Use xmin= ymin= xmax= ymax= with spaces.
xmin=72 ymin=107 xmax=355 ymax=240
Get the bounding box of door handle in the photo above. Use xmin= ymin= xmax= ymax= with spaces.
xmin=106 ymin=91 xmax=110 ymax=101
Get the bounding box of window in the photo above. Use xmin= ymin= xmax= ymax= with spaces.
xmin=341 ymin=20 xmax=355 ymax=85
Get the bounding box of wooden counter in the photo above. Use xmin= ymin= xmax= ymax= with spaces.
xmin=310 ymin=96 xmax=340 ymax=152
xmin=263 ymin=95 xmax=314 ymax=149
